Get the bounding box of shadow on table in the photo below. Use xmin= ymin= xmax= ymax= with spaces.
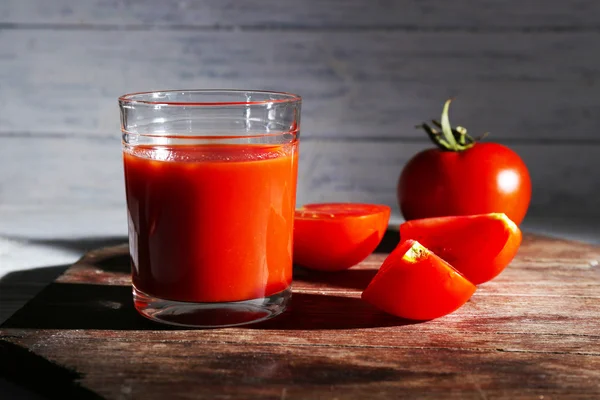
xmin=0 ymin=340 xmax=104 ymax=400
xmin=251 ymin=292 xmax=416 ymax=330
xmin=294 ymin=267 xmax=379 ymax=291
xmin=1 ymin=230 xmax=411 ymax=331
xmin=375 ymin=230 xmax=400 ymax=254
xmin=0 ymin=236 xmax=150 ymax=330
xmin=2 ymin=282 xmax=413 ymax=331
xmin=0 ymin=264 xmax=70 ymax=324
xmin=0 ymin=236 xmax=128 ymax=323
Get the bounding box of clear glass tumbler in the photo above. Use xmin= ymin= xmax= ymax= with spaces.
xmin=119 ymin=90 xmax=301 ymax=327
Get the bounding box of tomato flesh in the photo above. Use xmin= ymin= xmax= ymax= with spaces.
xmin=400 ymin=213 xmax=522 ymax=285
xmin=362 ymin=240 xmax=476 ymax=320
xmin=293 ymin=203 xmax=390 ymax=271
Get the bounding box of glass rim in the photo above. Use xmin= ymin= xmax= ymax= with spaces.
xmin=119 ymin=89 xmax=302 ymax=107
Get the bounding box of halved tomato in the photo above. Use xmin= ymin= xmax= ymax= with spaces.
xmin=362 ymin=240 xmax=476 ymax=320
xmin=400 ymin=213 xmax=522 ymax=285
xmin=293 ymin=203 xmax=391 ymax=271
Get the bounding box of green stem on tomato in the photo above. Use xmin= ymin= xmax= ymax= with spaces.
xmin=441 ymin=99 xmax=459 ymax=150
xmin=418 ymin=98 xmax=487 ymax=152
xmin=417 ymin=123 xmax=451 ymax=148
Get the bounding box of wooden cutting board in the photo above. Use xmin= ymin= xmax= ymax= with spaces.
xmin=1 ymin=232 xmax=599 ymax=399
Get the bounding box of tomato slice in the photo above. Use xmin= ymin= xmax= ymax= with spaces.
xmin=399 ymin=213 xmax=522 ymax=285
xmin=293 ymin=203 xmax=391 ymax=271
xmin=361 ymin=240 xmax=476 ymax=320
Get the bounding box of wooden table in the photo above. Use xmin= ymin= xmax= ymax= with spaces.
xmin=1 ymin=232 xmax=599 ymax=399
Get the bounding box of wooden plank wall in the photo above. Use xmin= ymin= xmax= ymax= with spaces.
xmin=1 ymin=0 xmax=599 ymax=238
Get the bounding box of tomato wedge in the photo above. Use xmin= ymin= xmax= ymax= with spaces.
xmin=293 ymin=203 xmax=391 ymax=271
xmin=399 ymin=213 xmax=522 ymax=285
xmin=361 ymin=240 xmax=476 ymax=320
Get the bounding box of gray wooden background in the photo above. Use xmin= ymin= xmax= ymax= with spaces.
xmin=1 ymin=0 xmax=599 ymax=248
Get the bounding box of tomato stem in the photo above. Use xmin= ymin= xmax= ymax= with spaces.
xmin=440 ymin=99 xmax=459 ymax=150
xmin=418 ymin=99 xmax=487 ymax=152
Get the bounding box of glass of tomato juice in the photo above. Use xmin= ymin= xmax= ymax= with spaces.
xmin=119 ymin=90 xmax=301 ymax=327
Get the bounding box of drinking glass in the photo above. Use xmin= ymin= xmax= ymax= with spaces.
xmin=119 ymin=90 xmax=301 ymax=327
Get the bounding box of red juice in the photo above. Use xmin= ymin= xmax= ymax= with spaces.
xmin=123 ymin=142 xmax=298 ymax=303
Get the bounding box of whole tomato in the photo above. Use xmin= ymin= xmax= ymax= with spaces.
xmin=398 ymin=99 xmax=531 ymax=225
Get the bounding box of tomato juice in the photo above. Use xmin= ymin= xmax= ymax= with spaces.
xmin=123 ymin=142 xmax=298 ymax=303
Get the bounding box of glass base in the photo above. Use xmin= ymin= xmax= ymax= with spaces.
xmin=133 ymin=286 xmax=291 ymax=328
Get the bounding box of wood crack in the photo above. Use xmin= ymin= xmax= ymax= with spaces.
xmin=2 ymin=22 xmax=600 ymax=33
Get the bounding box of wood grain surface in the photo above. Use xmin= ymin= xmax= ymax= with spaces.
xmin=2 ymin=0 xmax=600 ymax=29
xmin=1 ymin=233 xmax=599 ymax=399
xmin=1 ymin=29 xmax=599 ymax=140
